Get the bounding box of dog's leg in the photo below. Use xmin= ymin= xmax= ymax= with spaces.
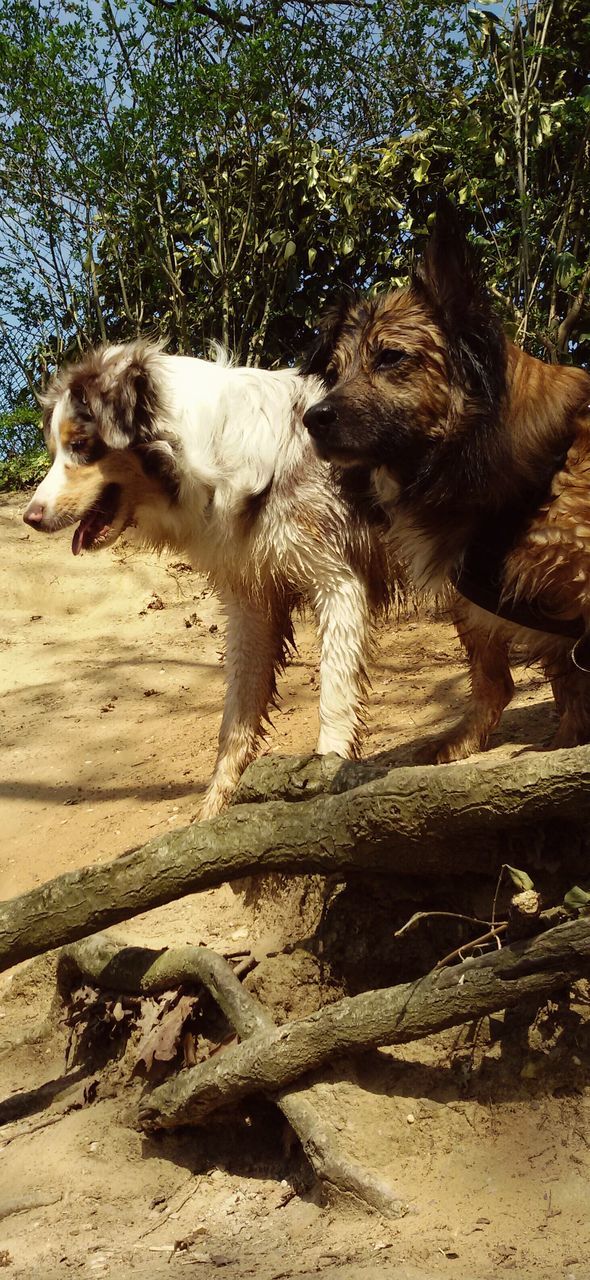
xmin=544 ymin=655 xmax=590 ymax=748
xmin=422 ymin=609 xmax=514 ymax=764
xmin=201 ymin=594 xmax=291 ymax=819
xmin=311 ymin=569 xmax=371 ymax=758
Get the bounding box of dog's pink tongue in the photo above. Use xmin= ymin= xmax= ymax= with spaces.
xmin=71 ymin=522 xmax=87 ymax=556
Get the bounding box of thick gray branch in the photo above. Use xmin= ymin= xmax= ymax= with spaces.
xmin=139 ymin=917 xmax=590 ymax=1129
xmin=2 ymin=747 xmax=590 ymax=973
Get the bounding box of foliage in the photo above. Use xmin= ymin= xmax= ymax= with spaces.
xmin=0 ymin=0 xmax=588 ymax=461
xmin=461 ymin=0 xmax=590 ymax=361
xmin=0 ymin=405 xmax=47 ymax=490
xmin=564 ymin=885 xmax=590 ymax=916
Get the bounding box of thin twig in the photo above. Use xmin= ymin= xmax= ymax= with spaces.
xmin=394 ymin=910 xmax=501 ymax=939
xmin=434 ymin=923 xmax=507 ymax=971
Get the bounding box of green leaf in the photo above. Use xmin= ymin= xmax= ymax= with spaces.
xmin=465 ymin=109 xmax=485 ymax=140
xmin=505 ymin=865 xmax=535 ymax=892
xmin=377 ymin=147 xmax=398 ymax=176
xmin=555 ymin=251 xmax=579 ymax=288
xmin=412 ymin=154 xmax=431 ymax=184
xmin=564 ymin=886 xmax=590 ymax=913
xmin=308 ymin=247 xmax=317 ymax=268
xmin=383 ymin=194 xmax=403 ymax=212
xmin=283 ymin=240 xmax=296 ymax=261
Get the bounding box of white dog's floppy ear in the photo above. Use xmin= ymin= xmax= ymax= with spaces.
xmin=70 ymin=349 xmax=160 ymax=450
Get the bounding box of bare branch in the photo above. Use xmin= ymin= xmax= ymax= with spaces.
xmin=139 ymin=917 xmax=590 ymax=1129
xmin=58 ymin=934 xmax=408 ymax=1216
xmin=2 ymin=746 xmax=590 ymax=973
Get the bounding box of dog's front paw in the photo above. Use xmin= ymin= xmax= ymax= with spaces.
xmin=199 ymin=785 xmax=232 ymax=821
xmin=415 ymin=734 xmax=480 ymax=765
xmin=548 ymin=720 xmax=590 ymax=750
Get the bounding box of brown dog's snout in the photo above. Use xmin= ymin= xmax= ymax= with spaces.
xmin=303 ymin=400 xmax=339 ymax=439
xmin=23 ymin=499 xmax=47 ymax=529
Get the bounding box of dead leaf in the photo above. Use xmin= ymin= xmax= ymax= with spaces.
xmin=183 ymin=1031 xmax=198 ymax=1067
xmin=64 ymin=985 xmax=137 ymax=1068
xmin=133 ymin=992 xmax=199 ymax=1075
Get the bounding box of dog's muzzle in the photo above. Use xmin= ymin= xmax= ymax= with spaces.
xmin=23 ymin=499 xmax=49 ymax=530
xmin=302 ymin=400 xmax=338 ymax=440
xmin=303 ymin=399 xmax=368 ymax=469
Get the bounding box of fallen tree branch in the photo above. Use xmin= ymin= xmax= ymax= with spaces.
xmin=1 ymin=1111 xmax=74 ymax=1148
xmin=138 ymin=917 xmax=590 ymax=1129
xmin=231 ymin=752 xmax=374 ymax=805
xmin=58 ymin=935 xmax=407 ymax=1217
xmin=231 ymin=745 xmax=587 ymax=807
xmin=2 ymin=746 xmax=590 ymax=972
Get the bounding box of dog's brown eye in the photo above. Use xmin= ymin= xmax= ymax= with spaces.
xmin=323 ymin=366 xmax=339 ymax=390
xmin=376 ymin=349 xmax=406 ymax=370
xmin=70 ymin=438 xmax=89 ymax=457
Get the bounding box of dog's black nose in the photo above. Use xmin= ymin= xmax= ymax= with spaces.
xmin=303 ymin=401 xmax=338 ymax=437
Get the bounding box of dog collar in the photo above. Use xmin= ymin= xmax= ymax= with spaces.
xmin=450 ymin=474 xmax=589 ymax=665
xmin=452 ymin=559 xmax=585 ymax=641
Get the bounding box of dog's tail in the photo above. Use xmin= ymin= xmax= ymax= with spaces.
xmin=207 ymin=340 xmax=235 ymax=368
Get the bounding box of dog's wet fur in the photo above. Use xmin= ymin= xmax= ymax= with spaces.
xmin=25 ymin=344 xmax=398 ymax=815
xmin=302 ymin=202 xmax=590 ymax=759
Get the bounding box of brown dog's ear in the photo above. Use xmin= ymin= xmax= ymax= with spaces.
xmin=78 ymin=354 xmax=158 ymax=449
xmin=414 ymin=197 xmax=506 ymax=410
xmin=413 ymin=198 xmax=480 ymax=324
xmin=300 ymin=296 xmax=356 ymax=381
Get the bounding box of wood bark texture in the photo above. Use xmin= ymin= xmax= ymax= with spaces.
xmin=58 ymin=935 xmax=407 ymax=1217
xmin=2 ymin=746 xmax=590 ymax=973
xmin=138 ymin=918 xmax=590 ymax=1129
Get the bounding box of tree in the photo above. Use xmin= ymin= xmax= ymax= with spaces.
xmin=0 ymin=0 xmax=588 ymax=461
xmin=374 ymin=0 xmax=590 ymax=362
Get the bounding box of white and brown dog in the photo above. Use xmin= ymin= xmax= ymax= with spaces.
xmin=24 ymin=342 xmax=394 ymax=816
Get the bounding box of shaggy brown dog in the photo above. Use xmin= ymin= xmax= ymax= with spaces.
xmin=302 ymin=203 xmax=590 ymax=761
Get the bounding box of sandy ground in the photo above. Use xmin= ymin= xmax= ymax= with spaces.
xmin=1 ymin=489 xmax=589 ymax=1280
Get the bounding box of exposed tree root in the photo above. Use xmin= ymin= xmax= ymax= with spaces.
xmin=137 ymin=918 xmax=590 ymax=1129
xmin=58 ymin=935 xmax=408 ymax=1218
